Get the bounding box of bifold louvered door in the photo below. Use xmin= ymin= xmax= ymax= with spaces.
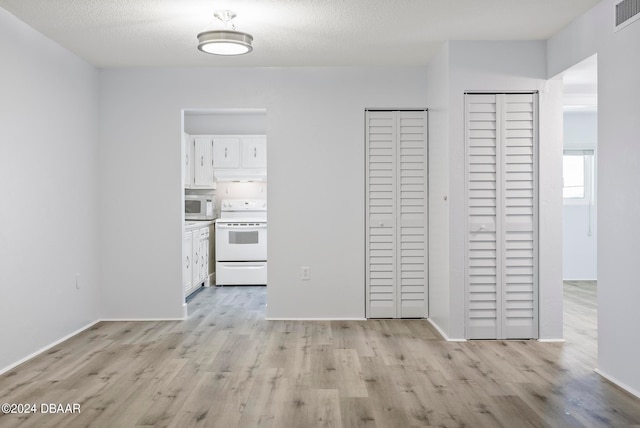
xmin=366 ymin=110 xmax=428 ymax=319
xmin=465 ymin=93 xmax=538 ymax=339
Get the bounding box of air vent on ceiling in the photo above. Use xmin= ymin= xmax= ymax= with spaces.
xmin=615 ymin=0 xmax=640 ymax=32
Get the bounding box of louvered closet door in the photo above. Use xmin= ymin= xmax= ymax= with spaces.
xmin=366 ymin=111 xmax=397 ymax=318
xmin=366 ymin=110 xmax=427 ymax=319
xmin=466 ymin=93 xmax=538 ymax=339
xmin=398 ymin=112 xmax=428 ymax=317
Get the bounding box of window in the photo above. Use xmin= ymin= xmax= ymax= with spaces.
xmin=563 ymin=149 xmax=595 ymax=204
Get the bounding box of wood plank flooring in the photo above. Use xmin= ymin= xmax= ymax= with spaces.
xmin=1 ymin=282 xmax=639 ymax=427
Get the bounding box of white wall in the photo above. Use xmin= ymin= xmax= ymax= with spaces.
xmin=426 ymin=41 xmax=564 ymax=340
xmin=215 ymin=182 xmax=267 ymax=215
xmin=549 ymin=0 xmax=640 ymax=397
xmin=184 ymin=111 xmax=267 ymax=135
xmin=426 ymin=43 xmax=451 ymax=336
xmin=0 ymin=8 xmax=100 ymax=370
xmin=563 ymin=111 xmax=597 ymax=280
xmin=98 ymin=66 xmax=428 ymax=320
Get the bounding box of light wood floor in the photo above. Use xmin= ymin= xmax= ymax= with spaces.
xmin=1 ymin=282 xmax=639 ymax=427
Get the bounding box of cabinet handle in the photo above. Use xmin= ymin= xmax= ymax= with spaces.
xmin=186 ymin=154 xmax=189 ymax=165
xmin=186 ymin=256 xmax=190 ymax=268
xmin=201 ymin=156 xmax=204 ymax=167
xmin=195 ymin=252 xmax=198 ymax=263
xmin=224 ymin=147 xmax=228 ymax=158
xmin=254 ymin=147 xmax=257 ymax=158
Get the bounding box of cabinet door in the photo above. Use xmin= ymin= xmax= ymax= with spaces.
xmin=193 ymin=137 xmax=214 ymax=188
xmin=183 ymin=133 xmax=192 ymax=188
xmin=183 ymin=231 xmax=193 ymax=295
xmin=200 ymin=236 xmax=209 ymax=283
xmin=192 ymin=230 xmax=201 ymax=287
xmin=242 ymin=136 xmax=267 ymax=168
xmin=213 ymin=137 xmax=240 ymax=168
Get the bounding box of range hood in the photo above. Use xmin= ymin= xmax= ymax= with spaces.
xmin=214 ymin=169 xmax=267 ymax=182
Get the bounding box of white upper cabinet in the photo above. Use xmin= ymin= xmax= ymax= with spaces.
xmin=241 ymin=136 xmax=267 ymax=168
xmin=193 ymin=136 xmax=214 ymax=188
xmin=184 ymin=135 xmax=215 ymax=189
xmin=211 ymin=135 xmax=267 ymax=180
xmin=213 ymin=137 xmax=241 ymax=169
xmin=188 ymin=134 xmax=266 ymax=182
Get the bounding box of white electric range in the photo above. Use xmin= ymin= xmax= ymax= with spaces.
xmin=215 ymin=199 xmax=267 ymax=286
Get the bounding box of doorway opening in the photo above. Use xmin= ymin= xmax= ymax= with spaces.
xmin=560 ymin=55 xmax=598 ymax=357
xmin=180 ymin=108 xmax=268 ymax=316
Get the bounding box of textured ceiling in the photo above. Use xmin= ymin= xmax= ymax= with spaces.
xmin=0 ymin=0 xmax=600 ymax=68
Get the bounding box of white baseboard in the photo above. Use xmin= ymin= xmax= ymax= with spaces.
xmin=538 ymin=338 xmax=566 ymax=343
xmin=427 ymin=318 xmax=466 ymax=342
xmin=265 ymin=317 xmax=367 ymax=321
xmin=595 ymin=368 xmax=640 ymax=399
xmin=0 ymin=319 xmax=101 ymax=376
xmin=563 ymin=278 xmax=598 ymax=282
xmin=99 ymin=317 xmax=185 ymax=322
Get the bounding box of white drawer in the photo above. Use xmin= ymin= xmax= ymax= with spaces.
xmin=216 ymin=262 xmax=267 ymax=286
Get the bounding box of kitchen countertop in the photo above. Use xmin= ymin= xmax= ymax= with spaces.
xmin=185 ymin=220 xmax=215 ymax=230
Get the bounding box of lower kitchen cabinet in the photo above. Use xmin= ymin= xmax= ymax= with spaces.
xmin=183 ymin=222 xmax=212 ymax=299
xmin=183 ymin=232 xmax=193 ymax=295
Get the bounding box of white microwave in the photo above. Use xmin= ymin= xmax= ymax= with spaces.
xmin=185 ymin=194 xmax=215 ymax=221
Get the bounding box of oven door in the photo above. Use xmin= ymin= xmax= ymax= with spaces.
xmin=215 ymin=222 xmax=267 ymax=261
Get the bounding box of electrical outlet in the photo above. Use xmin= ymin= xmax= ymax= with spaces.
xmin=301 ymin=267 xmax=310 ymax=281
xmin=75 ymin=273 xmax=81 ymax=290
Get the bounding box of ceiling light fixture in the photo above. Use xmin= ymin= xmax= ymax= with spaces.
xmin=197 ymin=10 xmax=253 ymax=56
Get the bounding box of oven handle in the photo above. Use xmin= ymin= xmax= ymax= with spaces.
xmin=216 ymin=223 xmax=267 ymax=230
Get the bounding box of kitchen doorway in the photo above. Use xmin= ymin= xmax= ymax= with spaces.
xmin=180 ymin=108 xmax=268 ymax=310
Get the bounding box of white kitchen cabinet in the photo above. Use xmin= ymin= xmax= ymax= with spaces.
xmin=183 ymin=132 xmax=191 ymax=187
xmin=183 ymin=231 xmax=193 ymax=295
xmin=465 ymin=93 xmax=538 ymax=340
xmin=213 ymin=135 xmax=266 ymax=169
xmin=365 ymin=110 xmax=428 ymax=319
xmin=192 ymin=136 xmax=215 ymax=188
xmin=241 ymin=136 xmax=267 ymax=168
xmin=183 ymin=223 xmax=212 ymax=299
xmin=191 ymin=228 xmax=201 ymax=289
xmin=213 ymin=137 xmax=241 ymax=168
xmin=198 ymin=227 xmax=209 ymax=284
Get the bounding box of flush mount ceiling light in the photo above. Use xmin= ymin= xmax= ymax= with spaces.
xmin=197 ymin=10 xmax=253 ymax=56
